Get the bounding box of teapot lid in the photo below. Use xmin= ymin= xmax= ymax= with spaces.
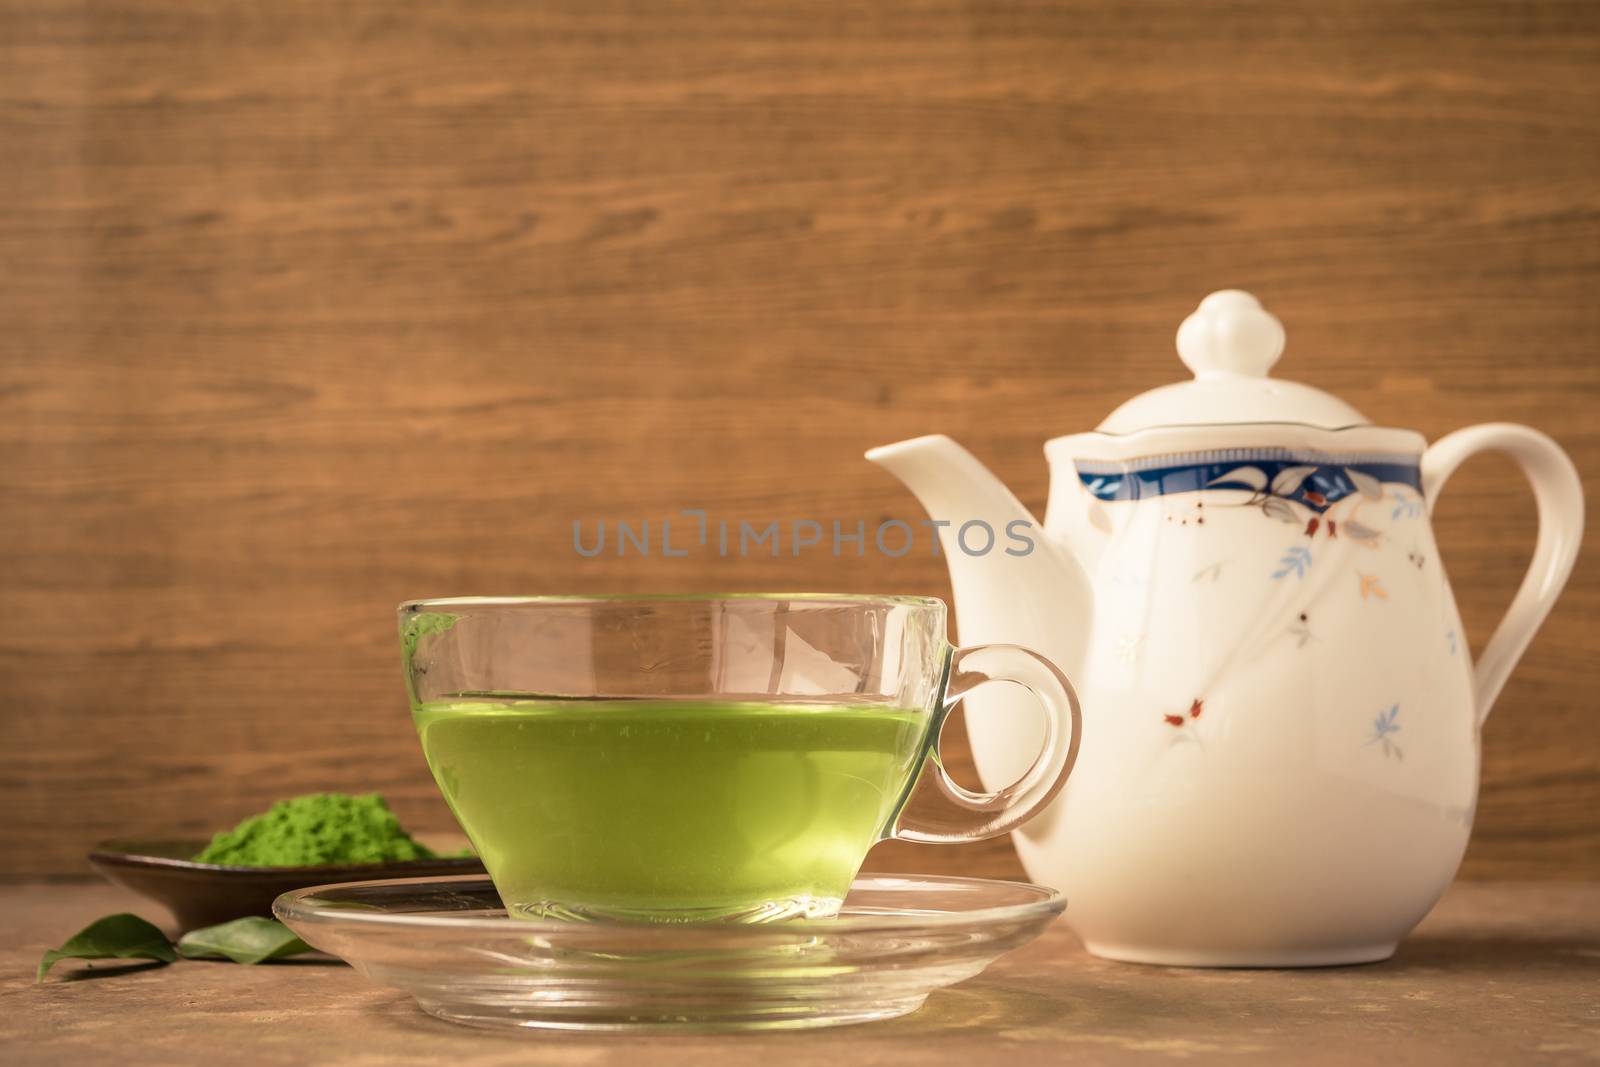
xmin=1096 ymin=290 xmax=1369 ymax=433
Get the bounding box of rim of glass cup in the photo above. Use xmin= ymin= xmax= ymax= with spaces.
xmin=399 ymin=593 xmax=946 ymax=612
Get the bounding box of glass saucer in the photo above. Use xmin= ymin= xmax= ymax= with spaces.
xmin=274 ymin=873 xmax=1064 ymax=1032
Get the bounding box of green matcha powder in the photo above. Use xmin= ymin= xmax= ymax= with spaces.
xmin=193 ymin=792 xmax=438 ymax=867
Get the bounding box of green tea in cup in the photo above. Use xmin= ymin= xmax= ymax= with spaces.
xmin=400 ymin=595 xmax=1079 ymax=923
xmin=415 ymin=698 xmax=924 ymax=920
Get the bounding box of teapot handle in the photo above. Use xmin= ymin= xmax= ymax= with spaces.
xmin=1422 ymin=424 xmax=1583 ymax=725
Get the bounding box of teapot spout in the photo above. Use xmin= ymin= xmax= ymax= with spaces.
xmin=866 ymin=435 xmax=1094 ymax=676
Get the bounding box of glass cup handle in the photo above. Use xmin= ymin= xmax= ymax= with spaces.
xmin=893 ymin=644 xmax=1083 ymax=844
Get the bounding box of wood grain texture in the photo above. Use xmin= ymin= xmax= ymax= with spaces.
xmin=6 ymin=881 xmax=1600 ymax=1062
xmin=1 ymin=0 xmax=1597 ymax=880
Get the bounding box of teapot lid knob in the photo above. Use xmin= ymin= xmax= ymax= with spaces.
xmin=1177 ymin=289 xmax=1285 ymax=380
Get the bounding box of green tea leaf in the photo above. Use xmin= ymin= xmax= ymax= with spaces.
xmin=37 ymin=913 xmax=177 ymax=982
xmin=177 ymin=917 xmax=312 ymax=965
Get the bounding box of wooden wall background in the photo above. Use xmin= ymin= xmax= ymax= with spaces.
xmin=2 ymin=1 xmax=1596 ymax=881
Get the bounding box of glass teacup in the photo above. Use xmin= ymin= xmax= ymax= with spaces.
xmin=400 ymin=594 xmax=1080 ymax=923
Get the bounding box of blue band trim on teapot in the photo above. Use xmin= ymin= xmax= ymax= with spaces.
xmin=1076 ymin=449 xmax=1424 ymax=513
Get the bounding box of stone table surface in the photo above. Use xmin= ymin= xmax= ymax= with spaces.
xmin=3 ymin=880 xmax=1598 ymax=1065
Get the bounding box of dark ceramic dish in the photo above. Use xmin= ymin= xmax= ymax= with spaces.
xmin=88 ymin=837 xmax=487 ymax=932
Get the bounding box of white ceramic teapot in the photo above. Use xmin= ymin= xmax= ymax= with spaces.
xmin=868 ymin=290 xmax=1583 ymax=967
